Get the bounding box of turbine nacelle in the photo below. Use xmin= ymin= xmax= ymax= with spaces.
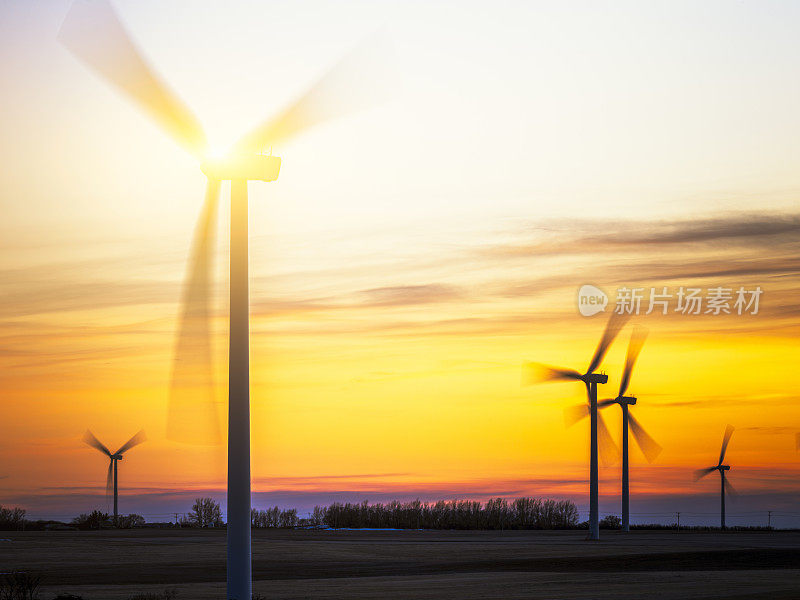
xmin=583 ymin=373 xmax=608 ymax=385
xmin=617 ymin=395 xmax=637 ymax=406
xmin=201 ymin=154 xmax=282 ymax=182
xmin=718 ymin=464 xmax=731 ymax=471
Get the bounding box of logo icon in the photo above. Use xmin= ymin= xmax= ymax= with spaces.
xmin=577 ymin=284 xmax=608 ymax=317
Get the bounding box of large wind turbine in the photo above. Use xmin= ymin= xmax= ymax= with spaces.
xmin=60 ymin=2 xmax=390 ymax=598
xmin=694 ymin=425 xmax=737 ymax=529
xmin=82 ymin=429 xmax=146 ymax=523
xmin=591 ymin=325 xmax=662 ymax=532
xmin=523 ymin=311 xmax=628 ymax=540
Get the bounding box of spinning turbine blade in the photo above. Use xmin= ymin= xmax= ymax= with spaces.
xmin=597 ymin=411 xmax=619 ymax=466
xmin=597 ymin=398 xmax=617 ymax=408
xmin=83 ymin=429 xmax=111 ymax=456
xmin=233 ymin=34 xmax=394 ymax=153
xmin=115 ymin=430 xmax=147 ymax=455
xmin=723 ymin=477 xmax=738 ymax=498
xmin=59 ymin=0 xmax=206 ymax=156
xmin=619 ymin=325 xmax=648 ymax=397
xmin=628 ymin=412 xmax=662 ymax=463
xmin=693 ymin=466 xmax=717 ymax=481
xmin=586 ymin=311 xmax=630 ymax=375
xmin=564 ymin=403 xmax=590 ymax=427
xmin=718 ymin=424 xmax=735 ymax=465
xmin=523 ymin=362 xmax=582 ymax=385
xmin=106 ymin=459 xmax=114 ymax=497
xmin=167 ymin=180 xmax=222 ymax=445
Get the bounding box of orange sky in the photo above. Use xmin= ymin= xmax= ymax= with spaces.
xmin=1 ymin=0 xmax=799 ymax=526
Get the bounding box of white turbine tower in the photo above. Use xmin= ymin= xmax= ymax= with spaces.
xmin=60 ymin=2 xmax=391 ymax=597
xmin=523 ymin=311 xmax=629 ymax=540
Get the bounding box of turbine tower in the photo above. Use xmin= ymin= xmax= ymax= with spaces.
xmin=523 ymin=311 xmax=629 ymax=540
xmin=82 ymin=429 xmax=146 ymax=523
xmin=60 ymin=2 xmax=390 ymax=598
xmin=594 ymin=325 xmax=662 ymax=532
xmin=694 ymin=425 xmax=737 ymax=529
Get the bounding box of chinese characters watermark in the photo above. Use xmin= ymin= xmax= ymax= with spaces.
xmin=577 ymin=285 xmax=762 ymax=316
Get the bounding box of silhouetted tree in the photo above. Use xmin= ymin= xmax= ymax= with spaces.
xmin=71 ymin=510 xmax=111 ymax=530
xmin=116 ymin=514 xmax=146 ymax=529
xmin=0 ymin=506 xmax=26 ymax=531
xmin=188 ymin=498 xmax=222 ymax=528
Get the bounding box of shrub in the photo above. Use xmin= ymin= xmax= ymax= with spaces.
xmin=127 ymin=590 xmax=177 ymax=600
xmin=0 ymin=570 xmax=42 ymax=600
xmin=599 ymin=515 xmax=621 ymax=529
xmin=70 ymin=510 xmax=110 ymax=530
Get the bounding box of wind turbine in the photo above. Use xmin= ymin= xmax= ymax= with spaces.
xmin=591 ymin=325 xmax=662 ymax=532
xmin=82 ymin=429 xmax=146 ymax=523
xmin=523 ymin=311 xmax=629 ymax=540
xmin=694 ymin=425 xmax=737 ymax=529
xmin=60 ymin=2 xmax=390 ymax=598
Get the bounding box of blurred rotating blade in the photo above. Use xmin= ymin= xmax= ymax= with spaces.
xmin=628 ymin=411 xmax=662 ymax=463
xmin=233 ymin=34 xmax=394 ymax=153
xmin=114 ymin=430 xmax=147 ymax=456
xmin=59 ymin=0 xmax=206 ymax=156
xmin=564 ymin=403 xmax=590 ymax=427
xmin=597 ymin=398 xmax=616 ymax=409
xmin=586 ymin=311 xmax=630 ymax=375
xmin=723 ymin=477 xmax=738 ymax=498
xmin=523 ymin=362 xmax=582 ymax=385
xmin=598 ymin=411 xmax=619 ymax=466
xmin=693 ymin=466 xmax=717 ymax=481
xmin=718 ymin=424 xmax=735 ymax=465
xmin=82 ymin=429 xmax=111 ymax=456
xmin=619 ymin=325 xmax=648 ymax=397
xmin=167 ymin=179 xmax=221 ymax=445
xmin=106 ymin=459 xmax=114 ymax=498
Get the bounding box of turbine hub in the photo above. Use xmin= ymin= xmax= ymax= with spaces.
xmin=111 ymin=454 xmax=123 ymax=461
xmin=201 ymin=154 xmax=281 ymax=182
xmin=583 ymin=373 xmax=608 ymax=384
xmin=720 ymin=465 xmax=730 ymax=471
xmin=620 ymin=395 xmax=637 ymax=405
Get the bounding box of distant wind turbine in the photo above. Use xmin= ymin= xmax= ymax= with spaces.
xmin=82 ymin=429 xmax=146 ymax=523
xmin=60 ymin=2 xmax=391 ymax=598
xmin=523 ymin=311 xmax=629 ymax=540
xmin=694 ymin=424 xmax=737 ymax=529
xmin=592 ymin=325 xmax=662 ymax=532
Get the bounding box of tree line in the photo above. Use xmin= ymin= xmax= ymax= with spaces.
xmin=0 ymin=497 xmax=580 ymax=531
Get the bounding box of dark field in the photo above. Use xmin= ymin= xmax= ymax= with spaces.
xmin=2 ymin=529 xmax=799 ymax=599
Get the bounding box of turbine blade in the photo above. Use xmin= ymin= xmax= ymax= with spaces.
xmin=522 ymin=362 xmax=582 ymax=385
xmin=167 ymin=179 xmax=220 ymax=445
xmin=82 ymin=429 xmax=111 ymax=456
xmin=586 ymin=311 xmax=630 ymax=375
xmin=59 ymin=0 xmax=206 ymax=156
xmin=115 ymin=430 xmax=147 ymax=455
xmin=232 ymin=33 xmax=394 ymax=153
xmin=619 ymin=325 xmax=648 ymax=397
xmin=693 ymin=466 xmax=716 ymax=481
xmin=724 ymin=476 xmax=738 ymax=498
xmin=106 ymin=459 xmax=114 ymax=498
xmin=718 ymin=424 xmax=735 ymax=465
xmin=564 ymin=403 xmax=590 ymax=427
xmin=597 ymin=398 xmax=616 ymax=409
xmin=167 ymin=179 xmax=222 ymax=445
xmin=598 ymin=411 xmax=619 ymax=466
xmin=628 ymin=411 xmax=662 ymax=463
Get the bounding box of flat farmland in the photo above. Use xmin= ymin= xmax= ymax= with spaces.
xmin=2 ymin=529 xmax=799 ymax=599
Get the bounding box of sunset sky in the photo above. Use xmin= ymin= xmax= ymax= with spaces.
xmin=1 ymin=0 xmax=799 ymax=526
